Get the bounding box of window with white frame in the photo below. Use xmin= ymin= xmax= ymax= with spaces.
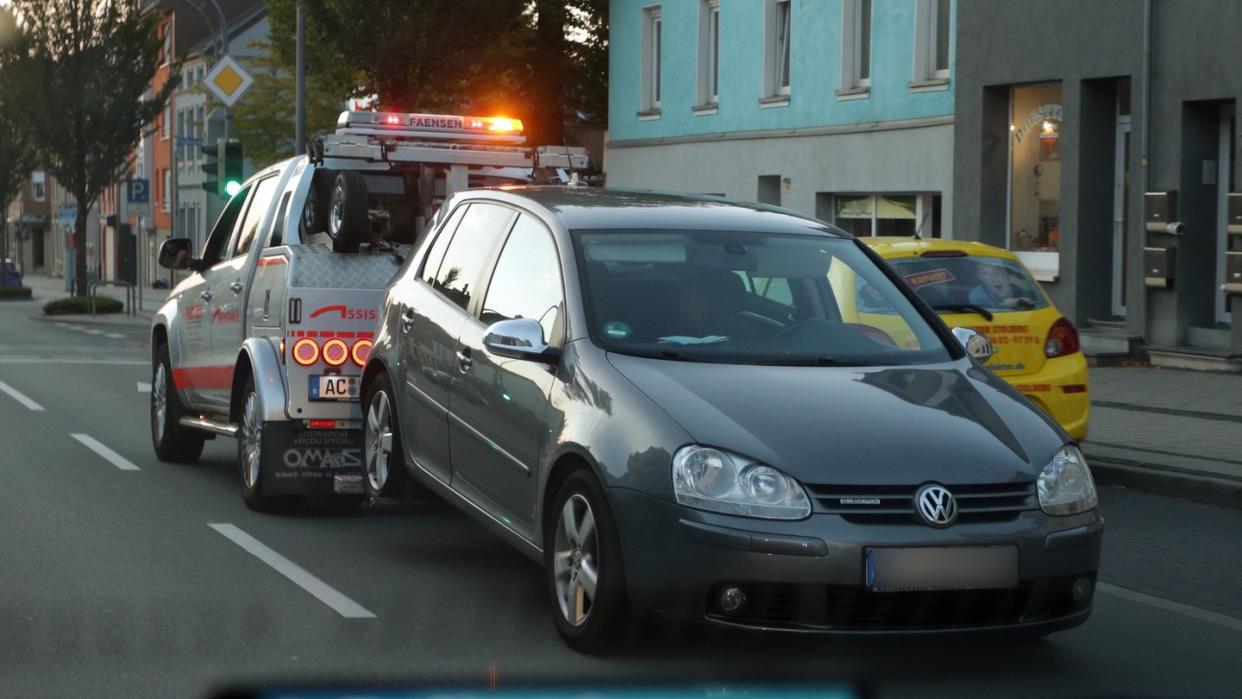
xmin=696 ymin=0 xmax=721 ymax=109
xmin=913 ymin=0 xmax=951 ymax=86
xmin=162 ymin=105 xmax=170 ymax=139
xmin=840 ymin=0 xmax=872 ymax=95
xmin=177 ymin=109 xmax=186 ymax=164
xmin=31 ymin=171 xmax=46 ymax=201
xmin=764 ymin=0 xmax=792 ymax=100
xmin=163 ymin=169 xmax=171 ymax=212
xmin=640 ymin=5 xmax=662 ymax=114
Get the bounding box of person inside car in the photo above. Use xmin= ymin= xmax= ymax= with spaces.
xmin=969 ymin=260 xmax=1037 ymax=310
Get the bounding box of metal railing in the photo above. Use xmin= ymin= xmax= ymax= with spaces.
xmin=88 ymin=279 xmax=136 ymax=317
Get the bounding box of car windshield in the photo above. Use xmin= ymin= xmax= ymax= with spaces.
xmin=879 ymin=255 xmax=1049 ymax=313
xmin=574 ymin=229 xmax=952 ymax=366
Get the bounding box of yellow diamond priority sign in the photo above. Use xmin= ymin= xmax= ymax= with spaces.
xmin=204 ymin=55 xmax=253 ymax=107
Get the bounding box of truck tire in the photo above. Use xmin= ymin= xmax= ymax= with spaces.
xmin=151 ymin=344 xmax=205 ymax=463
xmin=237 ymin=373 xmax=301 ymax=512
xmin=327 ymin=171 xmax=369 ymax=253
xmin=300 ymin=168 xmax=334 ymax=237
xmin=361 ymin=372 xmax=410 ymax=499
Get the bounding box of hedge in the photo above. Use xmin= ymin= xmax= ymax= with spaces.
xmin=43 ymin=296 xmax=123 ymax=315
xmin=0 ymin=286 xmax=33 ymax=300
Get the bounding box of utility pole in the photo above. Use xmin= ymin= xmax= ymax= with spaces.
xmin=295 ymin=1 xmax=306 ymax=155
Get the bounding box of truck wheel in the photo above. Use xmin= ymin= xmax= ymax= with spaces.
xmin=546 ymin=469 xmax=633 ymax=653
xmin=327 ymin=171 xmax=369 ymax=253
xmin=151 ymin=344 xmax=205 ymax=463
xmin=237 ymin=374 xmax=301 ymax=512
xmin=300 ymin=168 xmax=333 ymax=237
xmin=362 ymin=372 xmax=410 ymax=498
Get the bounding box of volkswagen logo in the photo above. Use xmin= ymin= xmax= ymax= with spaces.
xmin=914 ymin=484 xmax=958 ymax=527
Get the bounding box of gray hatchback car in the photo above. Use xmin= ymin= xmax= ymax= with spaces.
xmin=360 ymin=187 xmax=1103 ymax=652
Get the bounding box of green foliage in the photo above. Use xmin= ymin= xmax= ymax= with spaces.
xmin=0 ymin=286 xmax=33 ymax=300
xmin=0 ymin=6 xmax=36 ymax=253
xmin=43 ymin=296 xmax=122 ymax=315
xmin=266 ymin=0 xmax=609 ymax=146
xmin=8 ymin=0 xmax=177 ymax=296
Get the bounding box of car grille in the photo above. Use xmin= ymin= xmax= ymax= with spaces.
xmin=804 ymin=481 xmax=1039 ymax=524
xmin=707 ymin=576 xmax=1087 ymax=631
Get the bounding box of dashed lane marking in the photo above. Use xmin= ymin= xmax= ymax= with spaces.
xmin=0 ymin=379 xmax=44 ymax=411
xmin=137 ymin=382 xmax=151 ymax=393
xmin=70 ymin=434 xmax=141 ymax=471
xmin=208 ymin=523 xmax=377 ymax=619
xmin=105 ymin=333 xmax=126 ymax=339
xmin=1098 ymin=582 xmax=1242 ymax=634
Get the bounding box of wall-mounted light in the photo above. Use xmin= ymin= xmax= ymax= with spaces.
xmin=782 ymin=177 xmax=792 ymax=191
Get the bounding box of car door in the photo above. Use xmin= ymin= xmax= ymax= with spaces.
xmin=449 ymin=213 xmax=563 ymax=537
xmin=203 ymin=174 xmax=283 ymax=409
xmin=176 ymin=184 xmax=251 ymax=411
xmin=398 ymin=202 xmax=514 ymax=485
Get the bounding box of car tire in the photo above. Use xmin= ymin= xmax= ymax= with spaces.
xmin=327 ymin=171 xmax=369 ymax=253
xmin=300 ymin=168 xmax=334 ymax=237
xmin=237 ymin=373 xmax=301 ymax=512
xmin=362 ymin=372 xmax=410 ymax=499
xmin=150 ymin=344 xmax=205 ymax=463
xmin=546 ymin=469 xmax=632 ymax=653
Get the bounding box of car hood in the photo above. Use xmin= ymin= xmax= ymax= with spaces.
xmin=606 ymin=354 xmax=1066 ymax=486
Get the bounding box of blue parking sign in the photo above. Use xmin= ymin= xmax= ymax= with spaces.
xmin=125 ymin=179 xmax=150 ymax=216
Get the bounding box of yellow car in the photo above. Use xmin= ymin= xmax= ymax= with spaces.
xmin=829 ymin=237 xmax=1088 ymax=441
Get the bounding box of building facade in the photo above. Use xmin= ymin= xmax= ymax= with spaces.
xmin=953 ymin=0 xmax=1242 ymax=365
xmin=606 ymin=0 xmax=957 ymax=237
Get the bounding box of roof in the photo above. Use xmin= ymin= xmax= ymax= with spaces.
xmin=864 ymin=236 xmax=1019 ymax=260
xmin=483 ymin=187 xmax=848 ymax=237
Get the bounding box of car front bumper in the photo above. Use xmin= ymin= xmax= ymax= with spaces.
xmin=608 ymin=488 xmax=1103 ymax=634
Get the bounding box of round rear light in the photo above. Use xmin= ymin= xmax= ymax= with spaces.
xmin=352 ymin=339 xmax=373 ymax=366
xmin=292 ymin=338 xmax=319 ymax=366
xmin=322 ymin=338 xmax=349 ymax=366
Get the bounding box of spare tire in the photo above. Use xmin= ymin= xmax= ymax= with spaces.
xmin=327 ymin=171 xmax=369 ymax=253
xmin=300 ymin=168 xmax=334 ymax=237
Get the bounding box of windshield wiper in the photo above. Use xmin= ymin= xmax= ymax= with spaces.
xmin=757 ymin=356 xmax=895 ymax=367
xmin=612 ymin=348 xmax=707 ymax=362
xmin=932 ymin=304 xmax=994 ymax=321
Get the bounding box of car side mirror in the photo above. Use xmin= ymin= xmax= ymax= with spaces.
xmin=158 ymin=238 xmax=200 ymax=271
xmin=952 ymin=327 xmax=995 ymax=362
xmin=484 ymin=318 xmax=560 ymax=363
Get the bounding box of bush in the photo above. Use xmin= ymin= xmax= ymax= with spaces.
xmin=43 ymin=296 xmax=123 ymax=315
xmin=0 ymin=286 xmax=33 ymax=300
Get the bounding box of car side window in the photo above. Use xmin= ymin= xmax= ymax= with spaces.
xmin=199 ymin=185 xmax=251 ymax=267
xmin=267 ymin=192 xmax=292 ymax=248
xmin=431 ymin=203 xmax=515 ymax=311
xmin=420 ymin=204 xmax=469 ymax=284
xmin=481 ymin=214 xmax=564 ymax=345
xmin=230 ymin=175 xmax=281 ymax=258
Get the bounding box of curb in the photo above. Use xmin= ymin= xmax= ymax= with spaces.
xmin=1087 ymin=453 xmax=1242 ymax=510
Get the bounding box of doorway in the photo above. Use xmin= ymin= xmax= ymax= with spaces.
xmin=1111 ymin=103 xmax=1132 ymax=318
xmin=1216 ymin=103 xmax=1235 ymax=325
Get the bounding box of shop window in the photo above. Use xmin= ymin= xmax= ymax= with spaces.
xmin=1009 ymin=82 xmax=1063 ymax=253
xmin=832 ymin=194 xmax=918 ymax=237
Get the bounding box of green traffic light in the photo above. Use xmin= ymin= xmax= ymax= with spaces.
xmin=225 ymin=180 xmax=242 ymax=197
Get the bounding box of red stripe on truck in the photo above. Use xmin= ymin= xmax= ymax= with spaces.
xmin=257 ymin=257 xmax=287 ymax=267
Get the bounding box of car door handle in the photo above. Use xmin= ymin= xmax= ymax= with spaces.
xmin=456 ymin=348 xmax=473 ymax=372
xmin=200 ymin=290 xmax=213 ymax=302
xmin=230 ymin=281 xmax=243 ymax=294
xmin=400 ymin=308 xmax=415 ymax=333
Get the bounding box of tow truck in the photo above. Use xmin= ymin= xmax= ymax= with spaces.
xmin=150 ymin=111 xmax=588 ymax=510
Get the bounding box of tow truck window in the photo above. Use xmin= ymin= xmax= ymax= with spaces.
xmin=430 ymin=203 xmax=515 ymax=311
xmin=481 ymin=214 xmax=564 ymax=345
xmin=267 ymin=192 xmax=292 ymax=248
xmin=231 ymin=176 xmax=281 ymax=258
xmin=420 ymin=204 xmax=469 ymax=284
xmin=200 ymin=184 xmax=251 ymax=267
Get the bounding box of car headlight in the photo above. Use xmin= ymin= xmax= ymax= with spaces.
xmin=672 ymin=445 xmax=811 ymax=520
xmin=1037 ymin=445 xmax=1098 ymax=516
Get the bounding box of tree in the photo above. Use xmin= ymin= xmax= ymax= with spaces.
xmin=0 ymin=6 xmax=36 ymax=285
xmin=223 ymin=40 xmax=344 ymax=170
xmin=8 ymin=0 xmax=176 ymax=296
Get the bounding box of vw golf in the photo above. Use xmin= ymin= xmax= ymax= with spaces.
xmin=360 ymin=188 xmax=1103 ymax=652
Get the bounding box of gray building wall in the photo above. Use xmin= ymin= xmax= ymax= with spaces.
xmin=954 ymin=0 xmax=1242 ymax=351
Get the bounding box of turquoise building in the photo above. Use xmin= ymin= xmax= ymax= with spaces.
xmin=606 ymin=0 xmax=956 ymax=237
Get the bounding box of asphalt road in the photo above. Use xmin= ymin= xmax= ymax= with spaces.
xmin=2 ymin=296 xmax=1241 ymax=699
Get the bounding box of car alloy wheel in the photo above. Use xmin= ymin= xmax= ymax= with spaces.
xmin=241 ymin=391 xmax=262 ymax=490
xmin=364 ymin=388 xmax=393 ymax=492
xmin=151 ymin=363 xmax=167 ymax=443
xmin=553 ymin=493 xmax=599 ymax=627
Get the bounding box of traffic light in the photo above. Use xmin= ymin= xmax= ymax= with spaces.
xmin=200 ymin=140 xmax=219 ymax=195
xmin=222 ymin=139 xmax=243 ymax=197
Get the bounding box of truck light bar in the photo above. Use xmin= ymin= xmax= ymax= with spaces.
xmin=336 ymin=111 xmax=526 ymax=144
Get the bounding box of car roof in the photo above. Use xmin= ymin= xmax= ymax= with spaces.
xmin=865 ymin=236 xmax=1020 ymax=261
xmin=472 ymin=186 xmax=850 ymax=238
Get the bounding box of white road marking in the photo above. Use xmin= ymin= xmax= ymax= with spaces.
xmin=70 ymin=434 xmax=141 ymax=471
xmin=0 ymin=358 xmax=146 ymax=365
xmin=104 ymin=333 xmax=126 ymax=339
xmin=1098 ymin=582 xmax=1242 ymax=634
xmin=208 ymin=523 xmax=377 ymax=619
xmin=0 ymin=379 xmax=44 ymax=411
xmin=81 ymin=328 xmax=104 ymax=335
xmin=137 ymin=381 xmax=151 ymax=393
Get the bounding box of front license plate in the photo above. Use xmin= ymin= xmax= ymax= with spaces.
xmin=866 ymin=546 xmax=1018 ymax=592
xmin=308 ymin=375 xmax=359 ymax=401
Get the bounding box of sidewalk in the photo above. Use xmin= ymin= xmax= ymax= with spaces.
xmin=1084 ymin=366 xmax=1242 ymax=508
xmin=19 ymin=273 xmax=170 ymax=325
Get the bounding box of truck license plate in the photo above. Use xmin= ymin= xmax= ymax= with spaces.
xmin=309 ymin=375 xmax=359 ymax=401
